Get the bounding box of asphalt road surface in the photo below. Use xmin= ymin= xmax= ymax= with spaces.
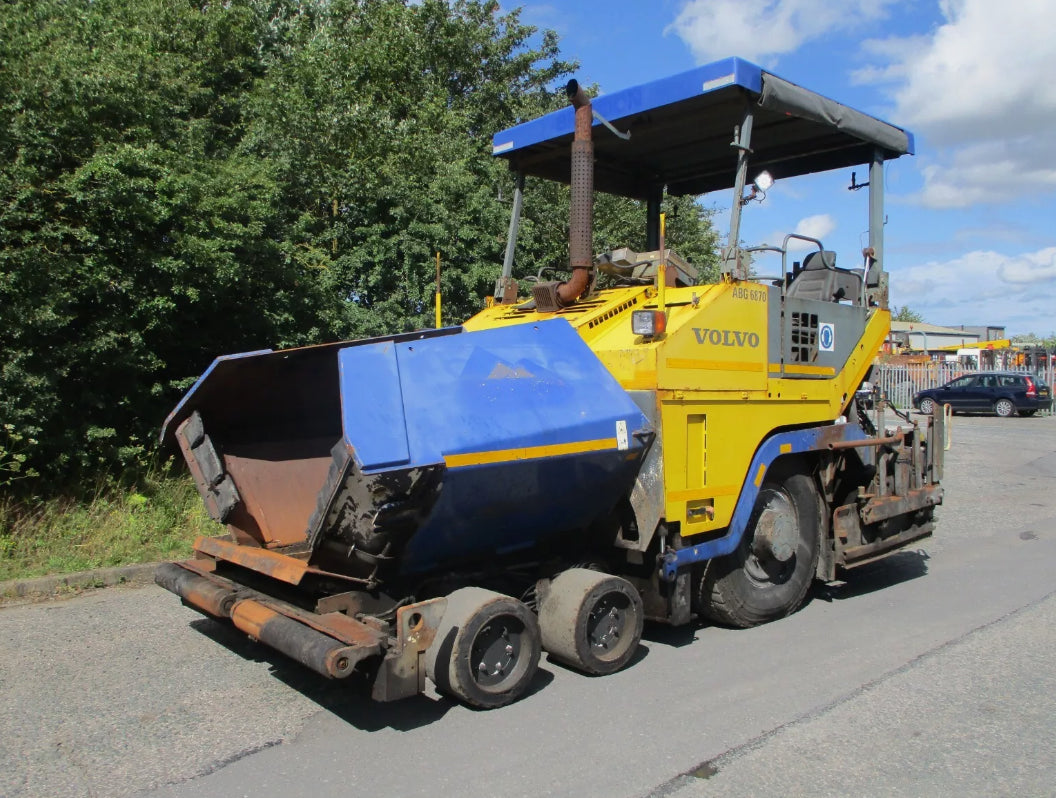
xmin=2 ymin=414 xmax=1054 ymax=798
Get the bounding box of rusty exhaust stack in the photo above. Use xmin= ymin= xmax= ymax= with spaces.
xmin=563 ymin=79 xmax=594 ymax=303
xmin=532 ymin=79 xmax=594 ymax=311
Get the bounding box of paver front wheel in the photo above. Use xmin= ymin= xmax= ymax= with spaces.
xmin=918 ymin=397 xmax=935 ymax=415
xmin=540 ymin=569 xmax=643 ymax=675
xmin=994 ymin=398 xmax=1016 ymax=417
xmin=425 ymin=587 xmax=540 ymax=709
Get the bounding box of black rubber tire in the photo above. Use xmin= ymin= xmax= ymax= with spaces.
xmin=918 ymin=397 xmax=935 ymax=415
xmin=425 ymin=587 xmax=541 ymax=709
xmin=699 ymin=467 xmax=821 ymax=628
xmin=1022 ymin=410 xmax=1038 ymax=417
xmin=539 ymin=568 xmax=644 ymax=675
xmin=994 ymin=398 xmax=1017 ymax=418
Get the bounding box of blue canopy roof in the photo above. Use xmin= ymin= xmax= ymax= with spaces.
xmin=492 ymin=57 xmax=913 ymax=199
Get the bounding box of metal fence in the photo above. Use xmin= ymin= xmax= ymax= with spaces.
xmin=871 ymin=362 xmax=1056 ymax=416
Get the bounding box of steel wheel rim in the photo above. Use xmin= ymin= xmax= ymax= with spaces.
xmin=586 ymin=591 xmax=632 ymax=658
xmin=919 ymin=398 xmax=934 ymax=414
xmin=996 ymin=399 xmax=1014 ymax=416
xmin=746 ymin=489 xmax=798 ymax=584
xmin=470 ymin=617 xmax=526 ymax=689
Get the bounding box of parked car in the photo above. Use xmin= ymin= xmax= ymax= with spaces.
xmin=857 ymin=377 xmax=874 ymax=407
xmin=855 ymin=380 xmax=876 ymax=409
xmin=913 ymin=372 xmax=1052 ymax=417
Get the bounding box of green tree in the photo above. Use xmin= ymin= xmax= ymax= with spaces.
xmin=1011 ymin=332 xmax=1056 ymax=348
xmin=511 ymin=179 xmax=720 ymax=288
xmin=1 ymin=0 xmax=721 ymax=496
xmin=0 ymin=0 xmax=332 ymax=489
xmin=242 ymin=0 xmax=578 ymax=335
xmin=891 ymin=306 xmax=925 ymax=323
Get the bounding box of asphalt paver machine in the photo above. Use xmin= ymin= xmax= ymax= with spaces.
xmin=157 ymin=57 xmax=943 ymax=708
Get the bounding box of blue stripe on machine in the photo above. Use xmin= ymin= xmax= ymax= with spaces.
xmin=660 ymin=424 xmax=869 ymax=581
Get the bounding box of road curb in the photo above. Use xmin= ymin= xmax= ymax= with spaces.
xmin=0 ymin=562 xmax=160 ymax=605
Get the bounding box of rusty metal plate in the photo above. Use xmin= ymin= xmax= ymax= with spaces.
xmin=176 ymin=413 xmax=242 ymax=523
xmin=194 ymin=536 xmax=310 ymax=585
xmin=832 ymin=503 xmax=862 ymax=546
xmin=221 ymin=437 xmax=334 ymax=547
xmin=372 ymin=597 xmax=448 ymax=702
xmin=246 ymin=597 xmax=384 ymax=650
xmin=860 ymin=485 xmax=943 ymax=525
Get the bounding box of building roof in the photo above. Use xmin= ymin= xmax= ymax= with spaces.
xmin=890 ymin=321 xmax=982 ymax=336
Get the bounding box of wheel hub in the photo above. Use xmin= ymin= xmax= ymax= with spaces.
xmin=472 ymin=622 xmax=520 ymax=686
xmin=751 ymin=492 xmax=797 ymax=563
xmin=587 ymin=597 xmax=624 ymax=651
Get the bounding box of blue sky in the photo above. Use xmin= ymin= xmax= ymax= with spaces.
xmin=512 ymin=0 xmax=1056 ymax=336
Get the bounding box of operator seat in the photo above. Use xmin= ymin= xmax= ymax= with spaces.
xmin=786 ymin=250 xmax=864 ymax=304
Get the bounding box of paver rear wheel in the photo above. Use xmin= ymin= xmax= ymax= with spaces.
xmin=994 ymin=398 xmax=1016 ymax=417
xmin=425 ymin=587 xmax=540 ymax=709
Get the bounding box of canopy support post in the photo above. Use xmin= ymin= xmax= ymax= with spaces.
xmin=723 ymin=106 xmax=755 ymax=281
xmin=646 ymin=186 xmax=663 ymax=251
xmin=495 ymin=171 xmax=525 ymax=302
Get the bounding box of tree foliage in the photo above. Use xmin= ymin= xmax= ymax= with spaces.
xmin=891 ymin=306 xmax=925 ymax=323
xmin=1 ymin=0 xmax=720 ymax=495
xmin=1 ymin=0 xmax=330 ymax=487
xmin=1011 ymin=332 xmax=1056 ymax=348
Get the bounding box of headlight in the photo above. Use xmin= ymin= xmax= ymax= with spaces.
xmin=631 ymin=309 xmax=667 ymax=338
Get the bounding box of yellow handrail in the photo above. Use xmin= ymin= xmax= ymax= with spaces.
xmin=435 ymin=251 xmax=442 ymax=328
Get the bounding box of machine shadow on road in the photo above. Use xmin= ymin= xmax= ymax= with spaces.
xmin=815 ymin=548 xmax=930 ymax=603
xmin=641 ymin=622 xmax=700 ymax=648
xmin=175 ymin=549 xmax=927 ymax=728
xmin=188 ymin=617 xmax=556 ymax=730
xmin=638 ymin=549 xmax=930 ymax=648
xmin=541 ymin=641 xmax=652 ymax=675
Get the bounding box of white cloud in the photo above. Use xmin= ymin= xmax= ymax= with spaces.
xmin=998 ymin=248 xmax=1056 ymax=284
xmin=914 ymin=140 xmax=1056 ymax=208
xmin=885 ymin=0 xmax=1056 ymax=145
xmin=850 ymin=35 xmax=931 ymax=84
xmin=789 ymin=213 xmax=837 ymax=248
xmin=668 ymin=0 xmax=902 ymax=64
xmin=517 ymin=4 xmax=563 ymax=35
xmin=890 ymin=247 xmax=1056 ymax=333
xmin=666 ymin=0 xmax=1056 ymax=209
xmin=858 ymin=0 xmax=1056 ymax=207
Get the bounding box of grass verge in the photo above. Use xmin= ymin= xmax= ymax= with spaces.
xmin=0 ymin=470 xmax=212 ymax=582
